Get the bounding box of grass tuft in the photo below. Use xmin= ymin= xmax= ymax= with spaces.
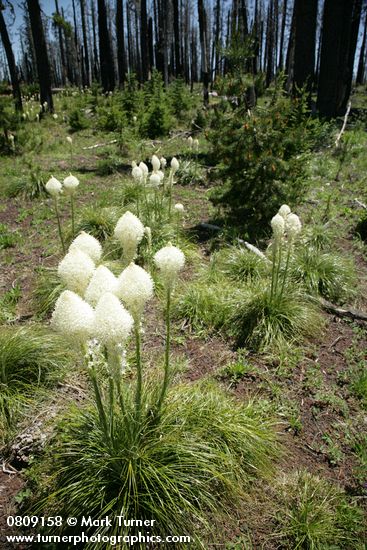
xmin=230 ymin=281 xmax=323 ymax=352
xmin=272 ymin=470 xmax=364 ymax=549
xmin=33 ymin=379 xmax=277 ymax=548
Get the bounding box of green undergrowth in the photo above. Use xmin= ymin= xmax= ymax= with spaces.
xmin=29 ymin=379 xmax=278 ymax=549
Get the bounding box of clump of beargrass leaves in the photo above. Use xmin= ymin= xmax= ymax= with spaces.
xmin=0 ymin=326 xmax=71 ymax=437
xmin=32 ymin=222 xmax=277 ymax=548
xmin=76 ymin=206 xmax=120 ymax=241
xmin=291 ymin=246 xmax=357 ymax=303
xmin=272 ymin=470 xmax=364 ymax=549
xmin=33 ymin=267 xmax=65 ymax=318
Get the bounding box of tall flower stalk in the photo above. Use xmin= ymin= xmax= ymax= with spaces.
xmin=45 ymin=176 xmax=65 ymax=254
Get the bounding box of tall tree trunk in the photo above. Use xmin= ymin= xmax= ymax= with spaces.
xmin=293 ymin=0 xmax=318 ymax=95
xmin=356 ymin=9 xmax=367 ymax=85
xmin=265 ymin=0 xmax=274 ymax=86
xmin=0 ymin=4 xmax=22 ymax=111
xmin=26 ymin=0 xmax=54 ymax=112
xmin=80 ymin=0 xmax=90 ymax=86
xmin=91 ymin=0 xmax=99 ymax=81
xmin=97 ymin=0 xmax=115 ymax=91
xmin=54 ymin=0 xmax=67 ymax=86
xmin=173 ymin=0 xmax=181 ymax=76
xmin=317 ymin=0 xmax=362 ymax=118
xmin=140 ymin=0 xmax=149 ymax=81
xmin=278 ymin=0 xmax=288 ymax=70
xmin=198 ymin=0 xmax=209 ymax=105
xmin=116 ymin=0 xmax=126 ymax=86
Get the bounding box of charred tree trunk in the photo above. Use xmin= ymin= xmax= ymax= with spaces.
xmin=116 ymin=0 xmax=126 ymax=86
xmin=173 ymin=0 xmax=181 ymax=76
xmin=278 ymin=0 xmax=288 ymax=70
xmin=80 ymin=0 xmax=90 ymax=86
xmin=0 ymin=3 xmax=22 ymax=111
xmin=97 ymin=0 xmax=115 ymax=91
xmin=317 ymin=0 xmax=362 ymax=118
xmin=26 ymin=0 xmax=53 ymax=112
xmin=91 ymin=0 xmax=100 ymax=81
xmin=140 ymin=0 xmax=149 ymax=81
xmin=198 ymin=0 xmax=209 ymax=105
xmin=356 ymin=10 xmax=367 ymax=84
xmin=293 ymin=0 xmax=318 ymax=95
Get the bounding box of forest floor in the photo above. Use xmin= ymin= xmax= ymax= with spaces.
xmin=0 ymin=93 xmax=366 ymax=548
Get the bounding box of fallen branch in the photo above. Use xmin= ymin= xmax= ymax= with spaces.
xmin=335 ymin=101 xmax=351 ymax=148
xmin=82 ymin=139 xmax=117 ymax=150
xmin=319 ymin=298 xmax=367 ymax=322
xmin=353 ymin=198 xmax=367 ymax=210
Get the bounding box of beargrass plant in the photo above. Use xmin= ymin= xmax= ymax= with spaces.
xmin=229 ymin=206 xmax=324 ymax=351
xmin=0 ymin=326 xmax=71 ymax=438
xmin=35 ymin=219 xmax=277 ymax=548
xmin=272 ymin=470 xmax=364 ymax=549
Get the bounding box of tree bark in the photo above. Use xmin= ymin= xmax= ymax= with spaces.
xmin=140 ymin=0 xmax=149 ymax=81
xmin=356 ymin=9 xmax=367 ymax=85
xmin=198 ymin=0 xmax=209 ymax=105
xmin=317 ymin=0 xmax=361 ymax=118
xmin=80 ymin=0 xmax=90 ymax=86
xmin=26 ymin=0 xmax=54 ymax=112
xmin=97 ymin=0 xmax=115 ymax=91
xmin=278 ymin=0 xmax=288 ymax=70
xmin=293 ymin=0 xmax=318 ymax=95
xmin=0 ymin=3 xmax=22 ymax=111
xmin=116 ymin=0 xmax=126 ymax=86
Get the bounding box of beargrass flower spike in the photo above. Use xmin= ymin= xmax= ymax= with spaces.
xmin=57 ymin=248 xmax=95 ymax=296
xmin=51 ymin=290 xmax=95 ymax=344
xmin=114 ymin=211 xmax=145 ymax=264
xmin=154 ymin=243 xmax=185 ymax=290
xmin=154 ymin=244 xmax=185 ymax=417
xmin=45 ymin=176 xmax=65 ymax=253
xmin=278 ymin=204 xmax=291 ymax=219
xmin=152 ymin=155 xmax=161 ymax=172
xmin=271 ymin=213 xmax=285 ymax=240
xmin=286 ymin=213 xmax=302 ymax=240
xmin=63 ymin=174 xmax=80 ymax=238
xmin=85 ymin=265 xmax=117 ymax=306
xmin=115 ymin=262 xmax=154 ymax=321
xmin=69 ymin=231 xmax=102 ymax=263
xmin=94 ymin=293 xmax=134 ymax=348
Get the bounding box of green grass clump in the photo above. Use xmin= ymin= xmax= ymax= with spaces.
xmin=210 ymin=246 xmax=270 ymax=282
xmin=33 ymin=267 xmax=65 ymax=318
xmin=0 ymin=223 xmax=20 ymax=249
xmin=35 ymin=380 xmax=277 ymax=548
xmin=76 ymin=206 xmax=120 ymax=241
xmin=0 ymin=284 xmax=21 ymax=323
xmin=0 ymin=326 xmax=71 ymax=437
xmin=273 ymin=470 xmax=364 ymax=549
xmin=174 ymin=278 xmax=240 ymax=335
xmin=292 ymin=247 xmax=357 ymax=303
xmin=230 ymin=281 xmax=323 ymax=352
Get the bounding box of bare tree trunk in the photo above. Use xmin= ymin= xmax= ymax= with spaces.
xmin=98 ymin=0 xmax=115 ymax=91
xmin=356 ymin=9 xmax=367 ymax=84
xmin=116 ymin=0 xmax=126 ymax=86
xmin=317 ymin=0 xmax=362 ymax=118
xmin=293 ymin=0 xmax=318 ymax=96
xmin=278 ymin=0 xmax=287 ymax=70
xmin=26 ymin=0 xmax=53 ymax=112
xmin=173 ymin=0 xmax=181 ymax=76
xmin=198 ymin=0 xmax=209 ymax=105
xmin=91 ymin=0 xmax=100 ymax=81
xmin=0 ymin=4 xmax=22 ymax=111
xmin=140 ymin=0 xmax=149 ymax=81
xmin=80 ymin=0 xmax=90 ymax=86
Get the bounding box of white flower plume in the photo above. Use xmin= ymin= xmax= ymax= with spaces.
xmin=154 ymin=243 xmax=185 ymax=287
xmin=85 ymin=265 xmax=117 ymax=306
xmin=114 ymin=211 xmax=145 ymax=263
xmin=69 ymin=231 xmax=102 ymax=263
xmin=94 ymin=293 xmax=134 ymax=347
xmin=115 ymin=262 xmax=154 ymax=319
xmin=51 ymin=290 xmax=95 ymax=342
xmin=58 ymin=248 xmax=95 ymax=295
